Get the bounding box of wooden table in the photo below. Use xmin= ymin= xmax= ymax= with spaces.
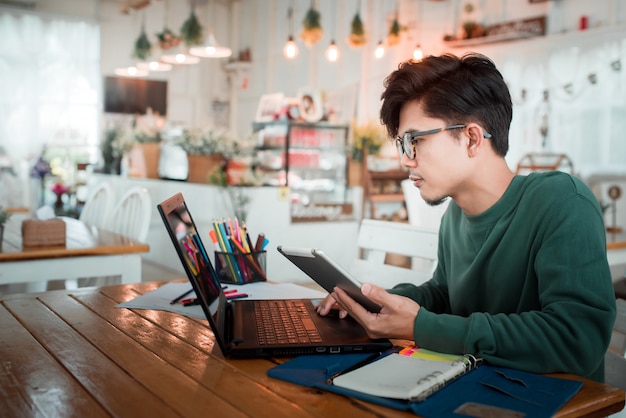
xmin=1 ymin=280 xmax=623 ymax=418
xmin=0 ymin=216 xmax=149 ymax=288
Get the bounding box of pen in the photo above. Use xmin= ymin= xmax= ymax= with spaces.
xmin=326 ymin=352 xmax=382 ymax=384
xmin=170 ymin=287 xmax=194 ymax=305
xmin=182 ymin=298 xmax=201 ymax=306
xmin=226 ymin=293 xmax=248 ymax=300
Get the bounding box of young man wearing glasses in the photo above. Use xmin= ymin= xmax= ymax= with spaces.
xmin=317 ymin=53 xmax=616 ymax=382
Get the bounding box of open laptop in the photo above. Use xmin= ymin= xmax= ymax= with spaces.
xmin=157 ymin=192 xmax=392 ymax=358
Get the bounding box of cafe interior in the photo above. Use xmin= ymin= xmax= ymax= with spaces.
xmin=1 ymin=0 xmax=626 ymax=414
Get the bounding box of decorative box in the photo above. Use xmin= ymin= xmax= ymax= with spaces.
xmin=21 ymin=219 xmax=66 ymax=247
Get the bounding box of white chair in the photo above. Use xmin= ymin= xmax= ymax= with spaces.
xmin=79 ymin=181 xmax=114 ymax=228
xmin=66 ymin=186 xmax=151 ymax=290
xmin=401 ymin=179 xmax=449 ymax=229
xmin=107 ymin=186 xmax=152 ymax=242
xmin=350 ymin=218 xmax=439 ymax=289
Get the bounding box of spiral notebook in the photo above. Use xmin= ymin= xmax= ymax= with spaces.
xmin=332 ymin=350 xmax=481 ymax=402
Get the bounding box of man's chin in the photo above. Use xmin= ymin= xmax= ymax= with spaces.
xmin=422 ymin=194 xmax=448 ymax=207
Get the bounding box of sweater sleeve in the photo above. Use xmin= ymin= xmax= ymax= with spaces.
xmin=393 ymin=181 xmax=616 ymax=382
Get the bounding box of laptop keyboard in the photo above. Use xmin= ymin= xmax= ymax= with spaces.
xmin=254 ymin=300 xmax=323 ymax=345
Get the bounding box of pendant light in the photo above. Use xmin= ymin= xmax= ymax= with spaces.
xmin=114 ymin=65 xmax=149 ymax=77
xmin=283 ymin=2 xmax=299 ymax=59
xmin=189 ymin=31 xmax=232 ymax=58
xmin=325 ymin=40 xmax=340 ymax=62
xmin=374 ymin=1 xmax=385 ymax=59
xmin=136 ymin=56 xmax=173 ymax=72
xmin=412 ymin=0 xmax=423 ymax=61
xmin=189 ymin=0 xmax=232 ymax=58
xmin=412 ymin=44 xmax=423 ymax=61
xmin=161 ymin=0 xmax=201 ymax=65
xmin=374 ymin=41 xmax=385 ymax=59
xmin=161 ymin=46 xmax=201 ymax=65
xmin=325 ymin=3 xmax=340 ymax=62
xmin=115 ymin=12 xmax=150 ymax=77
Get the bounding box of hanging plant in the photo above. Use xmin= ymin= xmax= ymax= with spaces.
xmin=180 ymin=10 xmax=204 ymax=47
xmin=386 ymin=16 xmax=402 ymax=46
xmin=300 ymin=3 xmax=323 ymax=47
xmin=347 ymin=12 xmax=366 ymax=48
xmin=132 ymin=25 xmax=152 ymax=60
xmin=156 ymin=27 xmax=181 ymax=50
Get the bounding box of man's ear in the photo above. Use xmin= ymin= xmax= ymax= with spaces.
xmin=466 ymin=124 xmax=486 ymax=158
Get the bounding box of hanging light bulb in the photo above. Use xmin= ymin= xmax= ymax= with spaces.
xmin=189 ymin=32 xmax=233 ymax=58
xmin=374 ymin=40 xmax=385 ymax=59
xmin=136 ymin=54 xmax=173 ymax=72
xmin=413 ymin=44 xmax=423 ymax=61
xmin=161 ymin=45 xmax=200 ymax=65
xmin=114 ymin=65 xmax=149 ymax=77
xmin=325 ymin=40 xmax=340 ymax=62
xmin=283 ymin=35 xmax=299 ymax=59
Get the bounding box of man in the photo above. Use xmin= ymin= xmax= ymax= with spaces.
xmin=317 ymin=53 xmax=616 ymax=382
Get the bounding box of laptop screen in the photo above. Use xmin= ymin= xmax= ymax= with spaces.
xmin=160 ymin=196 xmax=222 ymax=316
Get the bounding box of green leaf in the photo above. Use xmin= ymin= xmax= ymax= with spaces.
xmin=180 ymin=11 xmax=204 ymax=47
xmin=132 ymin=28 xmax=152 ymax=60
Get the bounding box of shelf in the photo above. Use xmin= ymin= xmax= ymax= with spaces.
xmin=444 ymin=24 xmax=626 ymax=53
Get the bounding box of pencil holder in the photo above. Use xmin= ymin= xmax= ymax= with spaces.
xmin=215 ymin=250 xmax=267 ymax=284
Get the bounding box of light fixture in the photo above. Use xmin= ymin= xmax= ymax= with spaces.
xmin=374 ymin=40 xmax=385 ymax=59
xmin=283 ymin=3 xmax=298 ymax=59
xmin=412 ymin=44 xmax=423 ymax=61
xmin=283 ymin=35 xmax=299 ymax=59
xmin=136 ymin=55 xmax=173 ymax=72
xmin=189 ymin=31 xmax=232 ymax=58
xmin=325 ymin=40 xmax=340 ymax=62
xmin=161 ymin=45 xmax=200 ymax=65
xmin=114 ymin=65 xmax=149 ymax=77
xmin=325 ymin=2 xmax=340 ymax=62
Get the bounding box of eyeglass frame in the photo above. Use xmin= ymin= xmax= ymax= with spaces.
xmin=395 ymin=124 xmax=493 ymax=160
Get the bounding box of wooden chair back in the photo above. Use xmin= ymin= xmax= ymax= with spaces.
xmin=350 ymin=219 xmax=438 ymax=289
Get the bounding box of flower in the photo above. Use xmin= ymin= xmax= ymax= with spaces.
xmin=174 ymin=128 xmax=232 ymax=155
xmin=156 ymin=27 xmax=181 ymax=50
xmin=31 ymin=155 xmax=52 ymax=179
xmin=51 ymin=181 xmax=69 ymax=197
xmin=351 ymin=120 xmax=386 ymax=162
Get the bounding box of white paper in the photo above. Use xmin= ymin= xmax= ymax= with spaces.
xmin=333 ymin=353 xmax=468 ymax=401
xmin=116 ymin=281 xmax=327 ymax=320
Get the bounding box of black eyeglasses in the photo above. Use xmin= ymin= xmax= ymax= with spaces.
xmin=395 ymin=124 xmax=493 ymax=160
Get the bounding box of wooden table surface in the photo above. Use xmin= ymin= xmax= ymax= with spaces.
xmin=0 ymin=216 xmax=149 ymax=261
xmin=1 ymin=280 xmax=624 ymax=418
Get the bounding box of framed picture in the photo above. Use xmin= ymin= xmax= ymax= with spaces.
xmin=297 ymin=88 xmax=323 ymax=123
xmin=255 ymin=92 xmax=285 ymax=122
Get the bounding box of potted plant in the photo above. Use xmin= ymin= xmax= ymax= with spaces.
xmin=175 ymin=128 xmax=229 ymax=183
xmin=101 ymin=124 xmax=135 ymax=175
xmin=349 ymin=121 xmax=386 ymax=187
xmin=0 ymin=206 xmax=12 ymax=248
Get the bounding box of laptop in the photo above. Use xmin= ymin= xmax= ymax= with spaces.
xmin=157 ymin=192 xmax=392 ymax=358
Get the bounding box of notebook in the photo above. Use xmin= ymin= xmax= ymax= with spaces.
xmin=157 ymin=192 xmax=392 ymax=358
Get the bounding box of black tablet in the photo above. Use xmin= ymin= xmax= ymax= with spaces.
xmin=277 ymin=246 xmax=382 ymax=313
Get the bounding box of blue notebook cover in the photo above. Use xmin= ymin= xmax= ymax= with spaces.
xmin=267 ymin=353 xmax=583 ymax=418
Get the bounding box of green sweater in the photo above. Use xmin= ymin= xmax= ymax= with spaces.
xmin=391 ymin=172 xmax=616 ymax=382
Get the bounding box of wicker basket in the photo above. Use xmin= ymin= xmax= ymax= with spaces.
xmin=22 ymin=219 xmax=66 ymax=247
